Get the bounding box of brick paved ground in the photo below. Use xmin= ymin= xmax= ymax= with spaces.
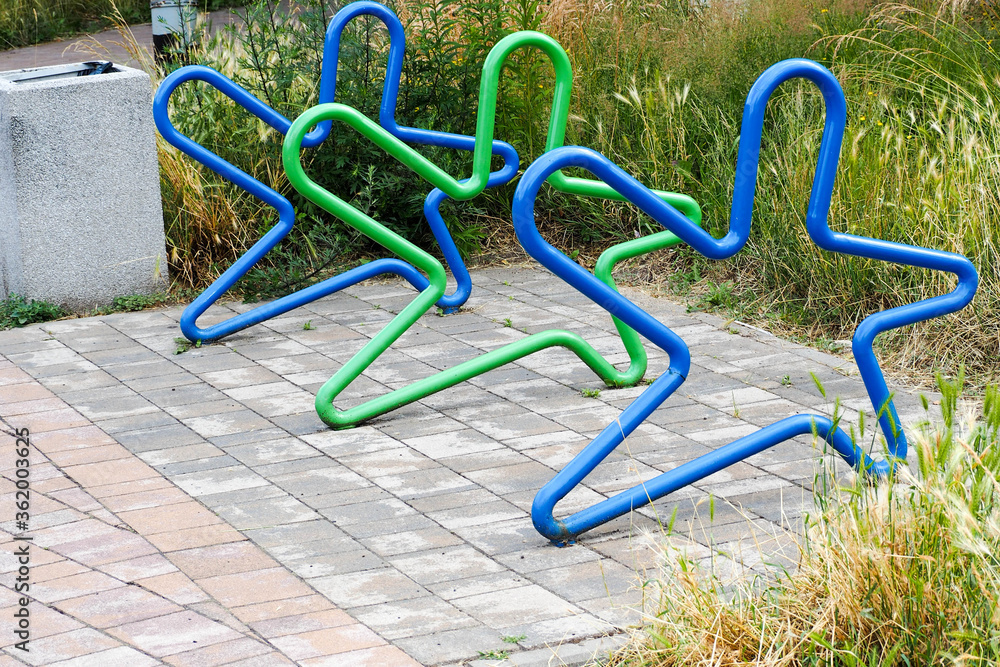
xmin=0 ymin=267 xmax=938 ymax=666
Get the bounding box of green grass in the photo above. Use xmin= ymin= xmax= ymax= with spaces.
xmin=606 ymin=374 xmax=1000 ymax=666
xmin=550 ymin=0 xmax=996 ymax=388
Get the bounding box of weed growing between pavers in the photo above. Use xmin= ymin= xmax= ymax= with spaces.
xmin=606 ymin=374 xmax=1000 ymax=666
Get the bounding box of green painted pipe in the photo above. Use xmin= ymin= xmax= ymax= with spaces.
xmin=282 ymin=31 xmax=702 ymax=428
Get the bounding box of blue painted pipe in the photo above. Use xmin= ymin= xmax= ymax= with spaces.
xmin=153 ymin=2 xmax=518 ymax=341
xmin=512 ymin=58 xmax=978 ymax=542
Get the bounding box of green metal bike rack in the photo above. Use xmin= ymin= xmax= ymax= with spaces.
xmin=280 ymin=30 xmax=701 ymax=429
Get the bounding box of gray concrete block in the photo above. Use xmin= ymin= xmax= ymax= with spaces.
xmin=0 ymin=62 xmax=166 ymax=309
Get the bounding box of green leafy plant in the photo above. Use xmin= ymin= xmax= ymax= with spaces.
xmin=582 ymin=387 xmax=601 ymax=398
xmin=477 ymin=648 xmax=510 ymax=659
xmin=303 ymin=320 xmax=314 ymax=330
xmin=0 ymin=294 xmax=65 ymax=329
xmin=173 ymin=336 xmax=201 ymax=355
xmin=95 ymin=293 xmax=170 ymax=314
xmin=502 ymin=634 xmax=526 ymax=643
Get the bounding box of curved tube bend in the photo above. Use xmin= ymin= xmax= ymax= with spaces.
xmin=513 ymin=146 xmax=900 ymax=542
xmin=514 ymin=58 xmax=977 ymax=541
xmin=521 ymin=59 xmax=977 ymax=460
xmin=152 ymin=1 xmax=520 ymax=341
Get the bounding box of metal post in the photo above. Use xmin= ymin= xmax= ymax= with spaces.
xmin=150 ymin=0 xmax=197 ymax=62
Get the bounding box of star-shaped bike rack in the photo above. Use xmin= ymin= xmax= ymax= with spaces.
xmin=153 ymin=0 xmax=518 ymax=342
xmin=275 ymin=28 xmax=702 ymax=436
xmin=511 ymin=59 xmax=978 ymax=542
xmin=285 ymin=56 xmax=975 ymax=544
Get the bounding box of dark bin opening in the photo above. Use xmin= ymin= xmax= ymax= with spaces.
xmin=3 ymin=61 xmax=118 ymax=84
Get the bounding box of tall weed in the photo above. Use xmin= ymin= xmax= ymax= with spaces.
xmin=556 ymin=0 xmax=996 ymax=385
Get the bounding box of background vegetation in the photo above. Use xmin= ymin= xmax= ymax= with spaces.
xmin=0 ymin=0 xmax=241 ymax=50
xmin=144 ymin=0 xmax=996 ymax=387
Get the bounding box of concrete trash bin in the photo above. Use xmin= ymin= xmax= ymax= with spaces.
xmin=0 ymin=61 xmax=167 ymax=310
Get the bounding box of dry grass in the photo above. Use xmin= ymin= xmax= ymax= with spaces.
xmin=606 ymin=378 xmax=1000 ymax=667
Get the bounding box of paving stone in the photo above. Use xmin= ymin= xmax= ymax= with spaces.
xmin=248 ymin=609 xmax=355 ymax=639
xmin=114 ymin=424 xmax=207 ymax=453
xmin=138 ymin=443 xmax=227 ymax=467
xmin=107 ymin=610 xmax=243 ymax=657
xmin=300 ymin=427 xmax=403 ymax=457
xmin=255 ymin=532 xmax=360 ymax=561
xmin=208 ymin=427 xmax=292 ymax=449
xmin=318 ymin=497 xmax=420 ymax=526
xmin=425 ymin=571 xmax=532 ymax=602
xmin=464 ymin=461 xmax=557 ymax=496
xmin=389 ymin=546 xmax=507 ymax=586
xmin=242 ymin=520 xmax=349 ymax=549
xmin=394 ymin=625 xmax=503 ymax=665
xmin=225 ymin=437 xmax=322 ymax=467
xmin=339 ymin=448 xmax=437 ymax=478
xmin=103 ymin=359 xmax=182 ymax=382
xmin=198 ymin=366 xmax=287 ymax=390
xmin=283 ymin=548 xmax=385 ymax=578
xmin=310 ymin=568 xmax=430 ymax=608
xmin=403 ymin=428 xmax=502 ymax=459
xmin=4 ymin=628 xmax=122 ymax=666
xmin=53 ymin=585 xmax=181 ymax=628
xmin=182 ymin=410 xmax=275 ymax=438
xmin=351 ymin=596 xmax=479 ymax=640
xmin=142 ymin=383 xmax=230 ymax=408
xmin=96 ymin=411 xmax=181 ymax=435
xmin=124 ymin=372 xmax=204 ymax=393
xmin=437 ymin=447 xmax=532 ymax=474
xmin=493 ymin=543 xmax=601 ymax=575
xmin=49 ymin=645 xmax=162 ymax=667
xmin=196 ymin=566 xmax=315 ymax=608
xmin=268 ymin=411 xmax=329 ymax=436
xmin=302 ymin=486 xmax=391 ymax=511
xmin=495 ymin=613 xmax=615 ymax=651
xmin=375 ymin=415 xmax=466 ymax=440
xmin=161 ymin=636 xmax=274 ymax=667
xmin=213 ymin=494 xmax=320 ymax=531
xmin=451 ymin=518 xmax=549 ymax=556
xmin=339 ymin=511 xmax=438 ymax=540
xmin=360 ymin=526 xmax=466 ymax=558
xmin=525 ymin=558 xmax=638 ymax=603
xmin=271 ymin=464 xmax=369 ymax=498
xmin=170 ymin=465 xmax=269 ymax=497
xmin=44 ymin=370 xmax=122 ymax=394
xmin=371 ymin=467 xmax=478 ymax=501
xmin=451 ymin=584 xmax=582 ymax=627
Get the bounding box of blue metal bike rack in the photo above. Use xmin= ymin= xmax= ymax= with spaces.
xmin=153 ymin=0 xmax=517 ymax=342
xmin=510 ymin=59 xmax=978 ymax=543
